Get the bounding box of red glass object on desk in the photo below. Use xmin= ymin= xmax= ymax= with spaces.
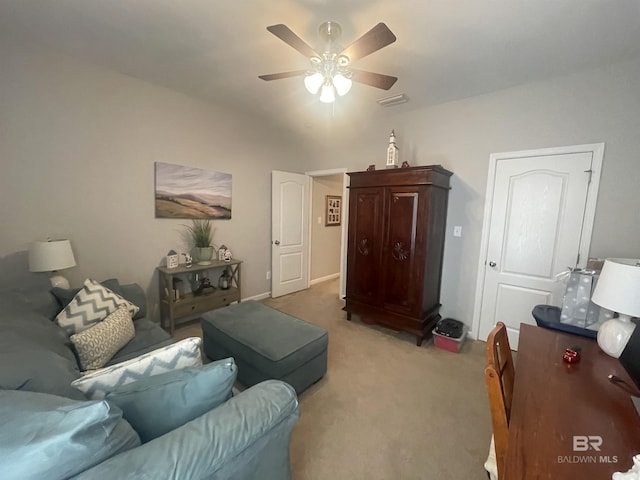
xmin=563 ymin=347 xmax=581 ymax=364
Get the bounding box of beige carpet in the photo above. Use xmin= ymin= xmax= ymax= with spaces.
xmin=175 ymin=279 xmax=492 ymax=480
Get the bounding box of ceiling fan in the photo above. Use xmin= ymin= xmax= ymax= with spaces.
xmin=259 ymin=21 xmax=397 ymax=103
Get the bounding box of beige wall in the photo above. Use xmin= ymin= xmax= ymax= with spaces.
xmin=2 ymin=34 xmax=639 ymax=336
xmin=310 ymin=175 xmax=343 ymax=281
xmin=0 ymin=37 xmax=313 ymax=319
xmin=310 ymin=58 xmax=640 ymax=337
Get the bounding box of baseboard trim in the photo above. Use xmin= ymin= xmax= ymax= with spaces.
xmin=245 ymin=275 xmax=339 ymax=301
xmin=310 ymin=273 xmax=340 ymax=286
xmin=243 ymin=291 xmax=271 ymax=302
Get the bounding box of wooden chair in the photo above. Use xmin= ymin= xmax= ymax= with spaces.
xmin=484 ymin=321 xmax=515 ymax=480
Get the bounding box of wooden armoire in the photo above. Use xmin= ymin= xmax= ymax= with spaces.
xmin=345 ymin=165 xmax=453 ymax=346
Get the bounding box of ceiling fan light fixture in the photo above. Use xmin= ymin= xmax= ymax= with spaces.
xmin=336 ymin=55 xmax=350 ymax=67
xmin=260 ymin=22 xmax=397 ymax=103
xmin=319 ymin=83 xmax=336 ymax=103
xmin=333 ymin=73 xmax=352 ymax=96
xmin=304 ymin=72 xmax=324 ymax=94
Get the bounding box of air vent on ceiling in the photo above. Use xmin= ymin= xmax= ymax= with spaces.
xmin=377 ymin=93 xmax=409 ymax=107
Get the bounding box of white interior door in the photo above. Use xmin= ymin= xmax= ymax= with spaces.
xmin=271 ymin=171 xmax=310 ymax=298
xmin=475 ymin=144 xmax=603 ymax=349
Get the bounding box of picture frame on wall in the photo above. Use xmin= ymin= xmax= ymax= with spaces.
xmin=154 ymin=162 xmax=232 ymax=219
xmin=325 ymin=195 xmax=342 ymax=226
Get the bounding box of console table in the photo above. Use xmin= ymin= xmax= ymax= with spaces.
xmin=505 ymin=323 xmax=640 ymax=478
xmin=157 ymin=259 xmax=242 ymax=334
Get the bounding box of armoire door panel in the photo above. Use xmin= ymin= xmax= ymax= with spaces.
xmin=347 ymin=188 xmax=383 ymax=304
xmin=382 ymin=189 xmax=421 ymax=314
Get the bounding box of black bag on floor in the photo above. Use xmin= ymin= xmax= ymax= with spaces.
xmin=434 ymin=318 xmax=464 ymax=339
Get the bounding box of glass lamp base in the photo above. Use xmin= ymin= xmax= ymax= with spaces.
xmin=597 ymin=314 xmax=636 ymax=358
xmin=49 ymin=273 xmax=70 ymax=289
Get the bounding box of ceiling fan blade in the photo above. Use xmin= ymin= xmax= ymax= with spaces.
xmin=266 ymin=24 xmax=320 ymax=59
xmin=350 ymin=70 xmax=398 ymax=90
xmin=259 ymin=70 xmax=307 ymax=81
xmin=340 ymin=23 xmax=396 ymax=63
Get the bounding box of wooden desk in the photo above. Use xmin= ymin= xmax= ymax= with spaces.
xmin=505 ymin=324 xmax=640 ymax=479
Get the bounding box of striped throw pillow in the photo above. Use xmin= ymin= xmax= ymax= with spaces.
xmin=55 ymin=278 xmax=139 ymax=336
xmin=71 ymin=337 xmax=202 ymax=399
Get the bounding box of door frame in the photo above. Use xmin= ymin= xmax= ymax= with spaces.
xmin=305 ymin=168 xmax=350 ymax=299
xmin=471 ymin=143 xmax=604 ymax=340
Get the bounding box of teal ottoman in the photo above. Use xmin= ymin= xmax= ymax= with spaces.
xmin=200 ymin=301 xmax=328 ymax=394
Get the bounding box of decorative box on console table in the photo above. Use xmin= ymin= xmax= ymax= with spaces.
xmin=345 ymin=165 xmax=453 ymax=346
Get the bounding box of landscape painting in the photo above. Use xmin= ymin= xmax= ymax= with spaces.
xmin=155 ymin=162 xmax=232 ymax=219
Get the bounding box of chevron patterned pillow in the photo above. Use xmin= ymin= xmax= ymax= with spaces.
xmin=55 ymin=278 xmax=140 ymax=336
xmin=70 ymin=306 xmax=136 ymax=371
xmin=71 ymin=337 xmax=202 ymax=400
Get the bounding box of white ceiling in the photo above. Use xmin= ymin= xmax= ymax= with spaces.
xmin=2 ymin=0 xmax=640 ymax=139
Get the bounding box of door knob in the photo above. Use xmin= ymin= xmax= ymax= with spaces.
xmin=488 ymin=261 xmax=497 ymax=267
xmin=274 ymin=240 xmax=280 ymax=245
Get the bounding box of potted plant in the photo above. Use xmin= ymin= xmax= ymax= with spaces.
xmin=184 ymin=219 xmax=214 ymax=265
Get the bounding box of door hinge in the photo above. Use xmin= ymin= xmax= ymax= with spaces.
xmin=584 ymin=169 xmax=593 ymax=184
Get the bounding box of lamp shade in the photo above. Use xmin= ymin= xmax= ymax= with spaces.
xmin=319 ymin=83 xmax=336 ymax=103
xmin=592 ymin=258 xmax=640 ymax=358
xmin=591 ymin=258 xmax=640 ymax=317
xmin=28 ymin=240 xmax=76 ymax=272
xmin=333 ymin=73 xmax=352 ymax=96
xmin=304 ymin=72 xmax=324 ymax=95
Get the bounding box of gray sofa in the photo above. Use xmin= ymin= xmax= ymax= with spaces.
xmin=0 ymin=257 xmax=299 ymax=480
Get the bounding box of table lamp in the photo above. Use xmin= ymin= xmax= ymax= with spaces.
xmin=28 ymin=239 xmax=77 ymax=289
xmin=591 ymin=258 xmax=640 ymax=358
